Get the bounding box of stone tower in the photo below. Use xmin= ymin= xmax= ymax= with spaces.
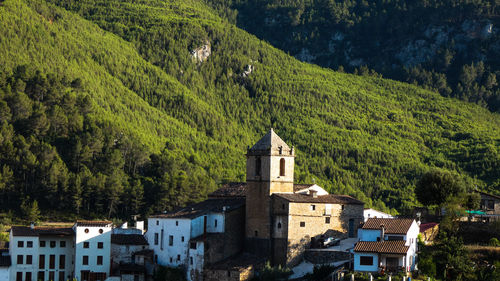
xmin=245 ymin=128 xmax=295 ymax=257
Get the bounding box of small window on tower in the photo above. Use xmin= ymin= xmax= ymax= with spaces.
xmin=277 ymin=222 xmax=282 ymax=229
xmin=255 ymin=157 xmax=261 ymax=176
xmin=310 ymin=205 xmax=316 ymax=211
xmin=254 ymin=230 xmax=258 ymax=237
xmin=280 ymin=158 xmax=285 ymax=176
xmin=325 ymin=217 xmax=330 ymax=224
xmin=300 ymin=222 xmax=305 ymax=227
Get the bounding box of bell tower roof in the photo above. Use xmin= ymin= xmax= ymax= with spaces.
xmin=247 ymin=128 xmax=294 ymax=156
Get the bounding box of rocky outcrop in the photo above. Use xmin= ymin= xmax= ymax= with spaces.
xmin=191 ymin=41 xmax=211 ymax=62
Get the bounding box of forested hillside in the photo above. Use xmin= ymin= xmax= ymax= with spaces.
xmin=205 ymin=0 xmax=500 ymax=112
xmin=0 ymin=0 xmax=499 ymax=221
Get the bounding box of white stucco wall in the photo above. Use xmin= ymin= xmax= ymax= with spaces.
xmin=9 ymin=234 xmax=39 ymax=281
xmin=405 ymin=221 xmax=419 ymax=271
xmin=0 ymin=267 xmax=9 ymax=281
xmin=206 ymin=213 xmax=224 ymax=233
xmin=146 ymin=218 xmax=191 ymax=268
xmin=187 ymin=241 xmax=204 ymax=281
xmin=74 ymin=224 xmax=112 ymax=281
xmin=363 ymin=209 xmax=393 ymax=222
xmin=353 ymin=253 xmax=378 ymax=272
xmin=111 ymin=244 xmax=145 ymax=264
xmin=358 ymin=229 xmax=381 ymax=241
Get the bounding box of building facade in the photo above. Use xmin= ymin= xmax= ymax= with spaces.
xmin=354 ymin=218 xmax=419 ymax=273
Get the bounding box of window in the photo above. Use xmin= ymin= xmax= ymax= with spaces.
xmin=169 ymin=235 xmax=173 ymax=246
xmin=488 ymin=200 xmax=495 ymax=209
xmin=360 ymin=256 xmax=373 ymax=266
xmin=17 ymin=241 xmax=24 ymax=248
xmin=49 ymin=255 xmax=55 ymax=269
xmin=175 ymin=221 xmax=178 ymax=226
xmin=82 ymin=256 xmax=88 ymax=265
xmin=177 ymin=255 xmax=180 ymax=261
xmin=37 ymin=272 xmax=44 ymax=281
xmin=154 ymin=233 xmax=159 ymax=245
xmin=310 ymin=205 xmax=316 ymax=211
xmin=255 ymin=157 xmax=261 ymax=176
xmin=300 ymin=222 xmax=305 ymax=227
xmin=156 ymin=220 xmax=159 ymax=225
xmin=277 ymin=222 xmax=282 ymax=229
xmin=60 ymin=241 xmax=66 ymax=248
xmin=282 ymin=204 xmax=285 ymax=210
xmin=84 ymin=228 xmax=89 ymax=233
xmin=214 ymin=219 xmax=218 ymax=228
xmin=59 ymin=255 xmax=65 ymax=269
xmin=26 ymin=272 xmax=32 ymax=281
xmin=48 ymin=272 xmax=54 ymax=281
xmin=160 ymin=229 xmax=164 ymax=250
xmin=190 ymin=242 xmax=197 ymax=250
xmin=81 ymin=271 xmax=90 ymax=281
xmin=325 ymin=217 xmax=330 ymax=224
xmin=181 ymin=236 xmax=184 ymax=242
xmin=58 ymin=272 xmax=65 ymax=281
xmin=39 ymin=255 xmax=45 ymax=269
xmin=99 ymin=229 xmax=103 ymax=234
xmin=190 ymin=257 xmax=193 ymax=265
xmin=341 ymin=205 xmax=345 ymax=210
xmin=254 ymin=230 xmax=258 ymax=237
xmin=17 ymin=255 xmax=23 ymax=264
xmin=280 ymin=158 xmax=285 ymax=176
xmin=154 ymin=255 xmax=158 ymax=264
xmin=27 ymin=241 xmax=33 ymax=248
xmin=169 ymin=257 xmax=173 ymax=263
xmin=97 ymin=256 xmax=103 ymax=265
xmin=26 ymin=255 xmax=32 ymax=264
xmin=50 ymin=241 xmax=56 ymax=248
xmin=83 ymin=242 xmax=89 ymax=248
xmin=16 ymin=272 xmax=22 ymax=281
xmin=40 ymin=241 xmax=46 ymax=247
xmin=97 ymin=242 xmax=103 ymax=249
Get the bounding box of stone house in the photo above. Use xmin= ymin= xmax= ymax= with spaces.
xmin=478 ymin=191 xmax=500 ymax=221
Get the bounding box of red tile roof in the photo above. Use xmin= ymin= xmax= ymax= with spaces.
xmin=10 ymin=226 xmax=74 ymax=237
xmin=273 ymin=193 xmax=364 ymax=205
xmin=150 ymin=198 xmax=245 ymax=219
xmin=75 ymin=220 xmax=112 ymax=227
xmin=362 ymin=218 xmax=415 ymax=234
xmin=208 ymin=183 xmax=315 ymax=198
xmin=354 ymin=241 xmax=409 ymax=254
xmin=419 ymin=223 xmax=438 ymax=233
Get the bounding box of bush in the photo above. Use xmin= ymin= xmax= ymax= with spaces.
xmin=489 ymin=238 xmax=500 ymax=247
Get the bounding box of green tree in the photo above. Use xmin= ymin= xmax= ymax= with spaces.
xmin=415 ymin=170 xmax=465 ymax=207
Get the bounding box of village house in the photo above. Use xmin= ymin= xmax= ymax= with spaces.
xmin=477 ymin=191 xmax=500 ymax=221
xmin=0 ymin=243 xmax=10 ymax=281
xmin=364 ymin=209 xmax=393 ymax=222
xmin=353 ymin=218 xmax=419 ymax=273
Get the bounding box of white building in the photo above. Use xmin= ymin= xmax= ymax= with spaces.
xmin=110 ymin=224 xmax=150 ymax=281
xmin=8 ymin=226 xmax=74 ymax=281
xmin=354 ymin=218 xmax=419 ymax=273
xmin=0 ymin=248 xmax=10 ymax=281
xmin=73 ymin=221 xmax=112 ymax=281
xmin=146 ymin=198 xmax=245 ymax=281
xmin=363 ymin=208 xmax=393 ymax=222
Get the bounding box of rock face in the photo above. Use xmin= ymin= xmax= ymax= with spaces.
xmin=191 ymin=41 xmax=211 ymax=62
xmin=242 ymin=64 xmax=254 ymax=77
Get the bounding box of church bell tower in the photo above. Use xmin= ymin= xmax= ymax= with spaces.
xmin=245 ymin=128 xmax=295 ymax=257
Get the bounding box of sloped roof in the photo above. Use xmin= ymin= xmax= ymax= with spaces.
xmin=273 ymin=193 xmax=364 ymax=205
xmin=362 ymin=218 xmax=415 ymax=234
xmin=419 ymin=223 xmax=438 ymax=233
xmin=354 ymin=241 xmax=409 ymax=254
xmin=10 ymin=226 xmax=74 ymax=237
xmin=111 ymin=234 xmax=148 ymax=245
xmin=150 ymin=198 xmax=245 ymax=219
xmin=208 ymin=182 xmax=316 ymax=198
xmin=75 ymin=220 xmax=112 ymax=227
xmin=247 ymin=129 xmax=293 ymax=156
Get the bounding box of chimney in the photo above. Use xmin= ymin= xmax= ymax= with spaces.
xmin=380 ymin=224 xmax=385 ymax=241
xmin=310 ymin=190 xmax=318 ymax=198
xmin=136 ymin=221 xmax=144 ymax=233
xmin=30 ymin=222 xmax=35 ymax=229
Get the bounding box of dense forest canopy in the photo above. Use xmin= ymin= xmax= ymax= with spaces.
xmin=204 ymin=0 xmax=500 ymax=112
xmin=0 ymin=0 xmax=499 ymax=221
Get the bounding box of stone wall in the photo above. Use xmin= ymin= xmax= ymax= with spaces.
xmin=304 ymin=249 xmax=352 ymax=264
xmin=204 ymin=266 xmax=254 ymax=281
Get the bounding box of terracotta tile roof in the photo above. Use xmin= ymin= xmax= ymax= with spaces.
xmin=354 ymin=241 xmax=409 ymax=255
xmin=0 ymin=255 xmax=10 ymax=267
xmin=150 ymin=198 xmax=245 ymax=219
xmin=76 ymin=220 xmax=112 ymax=227
xmin=419 ymin=223 xmax=438 ymax=233
xmin=273 ymin=193 xmax=364 ymax=205
xmin=209 ymin=182 xmax=247 ymax=198
xmin=10 ymin=226 xmax=74 ymax=237
xmin=206 ymin=253 xmax=265 ymax=271
xmin=111 ymin=234 xmax=148 ymax=245
xmin=208 ymin=183 xmax=316 ymax=198
xmin=362 ymin=218 xmax=415 ymax=234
